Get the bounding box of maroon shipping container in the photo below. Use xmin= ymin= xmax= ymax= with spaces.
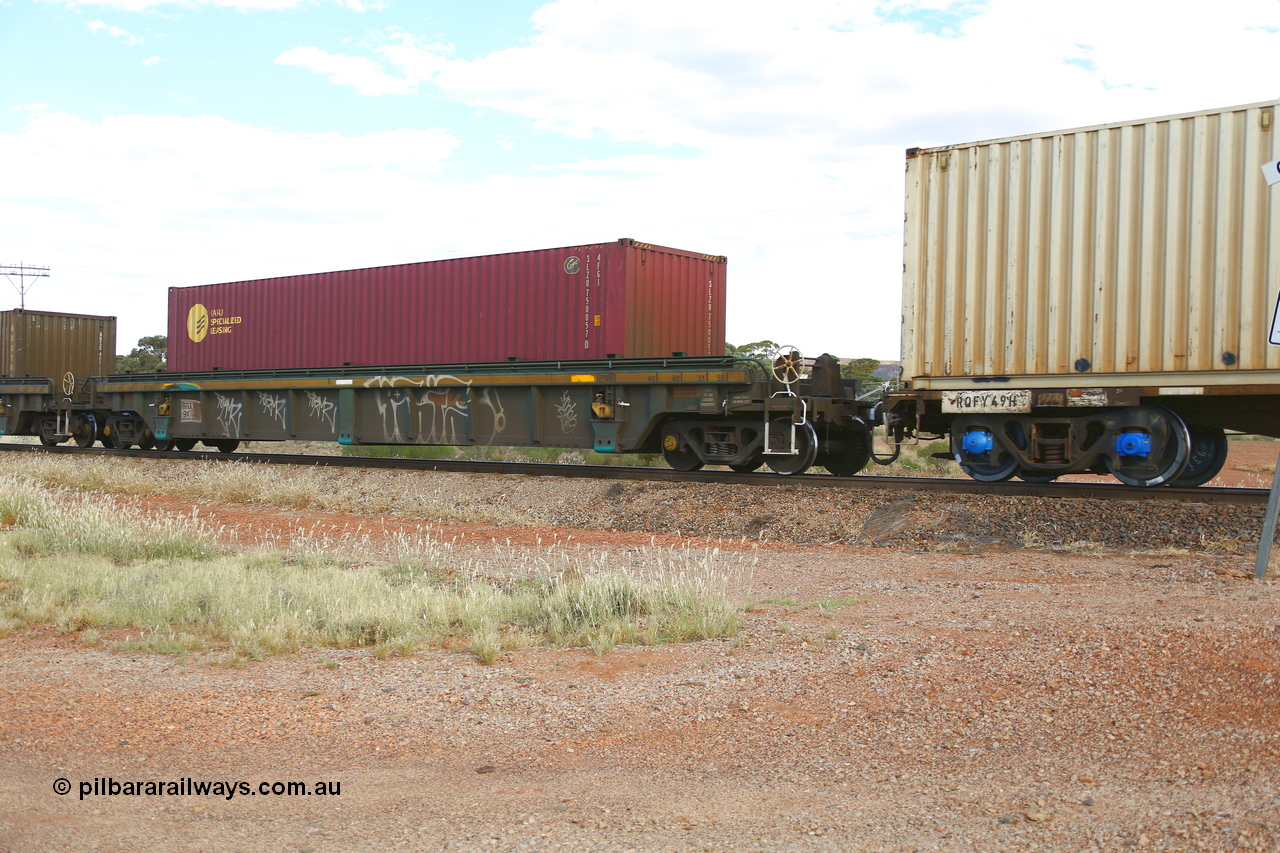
xmin=168 ymin=239 xmax=727 ymax=372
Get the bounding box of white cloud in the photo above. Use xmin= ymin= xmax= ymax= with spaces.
xmin=274 ymin=31 xmax=453 ymax=93
xmin=58 ymin=0 xmax=353 ymax=10
xmin=374 ymin=32 xmax=454 ymax=85
xmin=393 ymin=0 xmax=1280 ymax=154
xmin=276 ymin=46 xmax=415 ymax=96
xmin=2 ymin=111 xmax=461 ymax=218
xmin=88 ymin=19 xmax=143 ymax=45
xmin=0 ymin=111 xmax=461 ymax=346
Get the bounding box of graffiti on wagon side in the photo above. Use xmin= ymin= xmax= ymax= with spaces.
xmin=214 ymin=393 xmax=243 ymax=437
xmin=556 ymin=390 xmax=578 ymax=434
xmin=257 ymin=392 xmax=288 ymax=429
xmin=362 ymin=375 xmax=500 ymax=445
xmin=305 ymin=391 xmax=337 ymax=433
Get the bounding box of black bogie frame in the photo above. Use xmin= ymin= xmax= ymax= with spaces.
xmin=884 ymin=392 xmax=1244 ymax=488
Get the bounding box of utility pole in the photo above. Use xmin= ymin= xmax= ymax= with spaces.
xmin=1256 ymin=156 xmax=1280 ymax=579
xmin=0 ymin=263 xmax=50 ymax=310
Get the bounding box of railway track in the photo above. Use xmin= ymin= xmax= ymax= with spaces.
xmin=0 ymin=442 xmax=1268 ymax=506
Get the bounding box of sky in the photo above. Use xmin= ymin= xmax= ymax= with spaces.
xmin=2 ymin=0 xmax=1280 ymax=361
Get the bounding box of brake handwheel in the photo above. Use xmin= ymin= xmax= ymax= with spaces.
xmin=771 ymin=347 xmax=803 ymax=384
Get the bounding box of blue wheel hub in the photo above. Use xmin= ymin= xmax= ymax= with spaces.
xmin=961 ymin=429 xmax=994 ymax=456
xmin=1115 ymin=432 xmax=1151 ymax=457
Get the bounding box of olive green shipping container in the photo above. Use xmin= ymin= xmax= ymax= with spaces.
xmin=0 ymin=309 xmax=117 ymax=386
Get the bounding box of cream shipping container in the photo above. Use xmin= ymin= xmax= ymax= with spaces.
xmin=885 ymin=100 xmax=1280 ymax=487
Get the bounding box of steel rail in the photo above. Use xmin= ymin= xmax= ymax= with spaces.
xmin=0 ymin=443 xmax=1266 ymax=506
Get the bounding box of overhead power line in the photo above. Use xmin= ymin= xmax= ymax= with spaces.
xmin=0 ymin=263 xmax=50 ymax=310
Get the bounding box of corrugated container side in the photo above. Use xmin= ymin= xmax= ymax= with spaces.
xmin=621 ymin=243 xmax=728 ymax=358
xmin=0 ymin=309 xmax=116 ymax=382
xmin=168 ymin=239 xmax=727 ymax=371
xmin=902 ymin=100 xmax=1280 ymax=385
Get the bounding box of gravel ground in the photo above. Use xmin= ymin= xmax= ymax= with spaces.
xmin=50 ymin=451 xmax=1277 ymax=554
xmin=1 ymin=460 xmax=1279 ymax=852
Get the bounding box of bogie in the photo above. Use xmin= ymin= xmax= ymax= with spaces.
xmin=661 ymin=419 xmax=764 ymax=471
xmin=911 ymin=405 xmax=1201 ymax=488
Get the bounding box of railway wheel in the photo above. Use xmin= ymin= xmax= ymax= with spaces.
xmin=207 ymin=439 xmax=240 ymax=453
xmin=136 ymin=430 xmax=156 ymax=450
xmin=173 ymin=438 xmax=198 ymax=452
xmin=1105 ymin=406 xmax=1190 ymax=487
xmin=765 ymin=420 xmax=818 ymax=476
xmin=958 ymin=457 xmax=1017 ymax=482
xmin=70 ymin=413 xmax=97 ymax=448
xmin=661 ymin=432 xmax=704 ymax=472
xmin=1171 ymin=424 xmax=1228 ymax=487
xmin=951 ymin=429 xmax=1017 ymax=482
xmin=151 ymin=439 xmax=175 ymax=451
xmin=819 ymin=429 xmax=873 ymax=477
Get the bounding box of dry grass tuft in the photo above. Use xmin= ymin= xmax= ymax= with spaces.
xmin=0 ymin=453 xmax=532 ymax=526
xmin=1130 ymin=546 xmax=1192 ymax=557
xmin=0 ymin=466 xmax=750 ymax=661
xmin=1053 ymin=541 xmax=1112 ymax=557
xmin=1201 ymin=536 xmax=1246 ymax=555
xmin=861 ymin=440 xmax=965 ymax=479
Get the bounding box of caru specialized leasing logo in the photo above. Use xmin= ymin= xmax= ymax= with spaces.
xmin=186 ymin=304 xmax=209 ymax=343
xmin=186 ymin=303 xmax=242 ymax=342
